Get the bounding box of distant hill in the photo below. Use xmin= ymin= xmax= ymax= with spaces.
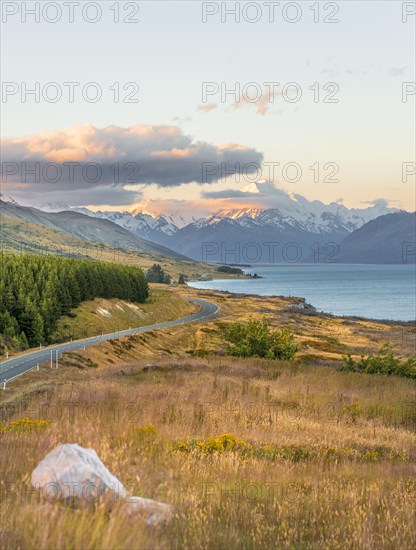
xmin=337 ymin=212 xmax=416 ymax=263
xmin=0 ymin=200 xmax=188 ymax=261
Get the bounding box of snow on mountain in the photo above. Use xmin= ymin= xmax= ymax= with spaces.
xmin=196 ymin=184 xmax=396 ymax=235
xmin=29 ymin=201 xmax=74 ymax=213
xmin=131 ymin=199 xmax=199 ymax=228
xmin=0 ymin=194 xmax=21 ymax=206
xmin=93 ymin=210 xmax=178 ymax=238
xmin=161 ymin=210 xmax=199 ymax=228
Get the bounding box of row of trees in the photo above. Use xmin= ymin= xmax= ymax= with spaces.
xmin=146 ymin=264 xmax=172 ymax=284
xmin=146 ymin=264 xmax=187 ymax=285
xmin=0 ymin=253 xmax=148 ymax=349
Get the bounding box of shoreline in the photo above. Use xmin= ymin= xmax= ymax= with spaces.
xmin=187 ymin=282 xmax=416 ymax=326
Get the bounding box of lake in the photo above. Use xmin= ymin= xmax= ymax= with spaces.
xmin=188 ymin=264 xmax=416 ymax=321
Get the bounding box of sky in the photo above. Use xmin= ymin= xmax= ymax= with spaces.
xmin=1 ymin=0 xmax=415 ymax=215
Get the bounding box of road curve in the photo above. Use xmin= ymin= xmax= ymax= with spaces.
xmin=0 ymin=298 xmax=219 ymax=385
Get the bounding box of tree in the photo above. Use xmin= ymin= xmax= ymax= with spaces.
xmin=178 ymin=274 xmax=187 ymax=285
xmin=19 ymin=331 xmax=29 ymax=350
xmin=146 ymin=264 xmax=171 ymax=284
xmin=0 ymin=253 xmax=148 ymax=349
xmin=19 ymin=303 xmax=44 ymax=346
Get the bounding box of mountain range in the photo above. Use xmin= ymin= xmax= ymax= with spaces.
xmin=166 ymin=197 xmax=397 ymax=262
xmin=1 ymin=187 xmax=414 ymax=264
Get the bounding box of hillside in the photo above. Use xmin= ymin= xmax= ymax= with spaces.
xmin=1 ymin=285 xmax=415 ymax=549
xmin=0 ymin=253 xmax=148 ymax=349
xmin=53 ymin=287 xmax=198 ymax=342
xmin=337 ymin=212 xmax=416 ymax=263
xmin=0 ymin=200 xmax=187 ymax=261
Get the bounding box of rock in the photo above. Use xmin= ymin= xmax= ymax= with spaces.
xmin=31 ymin=444 xmax=172 ymax=527
xmin=290 ymin=300 xmax=317 ymax=313
xmin=31 ymin=443 xmax=127 ymax=502
xmin=143 ymin=364 xmax=161 ymax=372
xmin=124 ymin=496 xmax=173 ymax=527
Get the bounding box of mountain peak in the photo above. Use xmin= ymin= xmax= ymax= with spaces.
xmin=0 ymin=194 xmax=21 ymax=206
xmin=211 ymin=208 xmax=264 ymax=221
xmin=131 ymin=200 xmax=197 ymax=228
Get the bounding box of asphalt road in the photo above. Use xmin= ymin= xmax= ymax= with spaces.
xmin=0 ymin=298 xmax=219 ymax=386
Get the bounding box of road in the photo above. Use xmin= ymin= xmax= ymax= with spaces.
xmin=0 ymin=298 xmax=219 ymax=386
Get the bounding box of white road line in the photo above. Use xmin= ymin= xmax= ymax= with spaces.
xmin=1 ymin=299 xmax=219 ymax=384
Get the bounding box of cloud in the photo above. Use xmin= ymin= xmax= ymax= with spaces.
xmin=51 ymin=186 xmax=142 ymax=208
xmin=197 ymin=102 xmax=218 ymax=113
xmin=231 ymin=87 xmax=282 ymax=116
xmin=1 ymin=124 xmax=263 ymax=205
xmin=360 ymin=198 xmax=389 ymax=207
xmin=388 ymin=66 xmax=407 ymax=77
xmin=320 ymin=68 xmax=338 ymax=77
xmin=202 ymin=189 xmax=262 ymax=199
xmin=201 ymin=186 xmax=397 ymax=216
xmin=171 ymin=115 xmax=193 ymax=123
xmin=201 ymin=181 xmax=300 ymax=209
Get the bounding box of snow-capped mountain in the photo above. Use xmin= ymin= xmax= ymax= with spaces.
xmin=197 ymin=186 xmax=395 ymax=235
xmin=197 ymin=203 xmax=394 ymax=234
xmin=168 ymin=186 xmax=398 ymax=261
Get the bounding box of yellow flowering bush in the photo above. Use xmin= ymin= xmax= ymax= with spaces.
xmin=127 ymin=423 xmax=157 ymax=441
xmin=172 ymin=433 xmax=247 ymax=454
xmin=171 ymin=434 xmax=410 ymax=463
xmin=3 ymin=417 xmax=50 ymax=432
xmin=197 ymin=434 xmax=247 ymax=453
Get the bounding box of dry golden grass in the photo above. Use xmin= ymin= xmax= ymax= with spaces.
xmin=53 ymin=286 xmax=198 ymax=342
xmin=1 ymin=288 xmax=415 ymax=549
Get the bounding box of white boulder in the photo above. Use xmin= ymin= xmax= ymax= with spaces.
xmin=31 ymin=443 xmax=172 ymax=526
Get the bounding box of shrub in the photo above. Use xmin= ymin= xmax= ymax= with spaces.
xmin=341 ymin=344 xmax=416 ymax=379
xmin=177 ymin=274 xmax=187 ymax=285
xmin=3 ymin=417 xmax=50 ymax=432
xmin=223 ymin=317 xmax=298 ymax=360
xmin=217 ymin=266 xmax=244 ymax=275
xmin=172 ymin=434 xmax=247 ymax=454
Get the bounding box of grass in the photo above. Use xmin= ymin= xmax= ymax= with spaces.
xmin=0 ymin=287 xmax=415 ymax=549
xmin=53 ymin=287 xmax=198 ymax=342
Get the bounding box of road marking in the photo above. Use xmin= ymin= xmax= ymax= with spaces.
xmin=1 ymin=299 xmax=219 ymax=384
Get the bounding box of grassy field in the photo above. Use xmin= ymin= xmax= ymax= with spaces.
xmin=0 ymin=287 xmax=415 ymax=549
